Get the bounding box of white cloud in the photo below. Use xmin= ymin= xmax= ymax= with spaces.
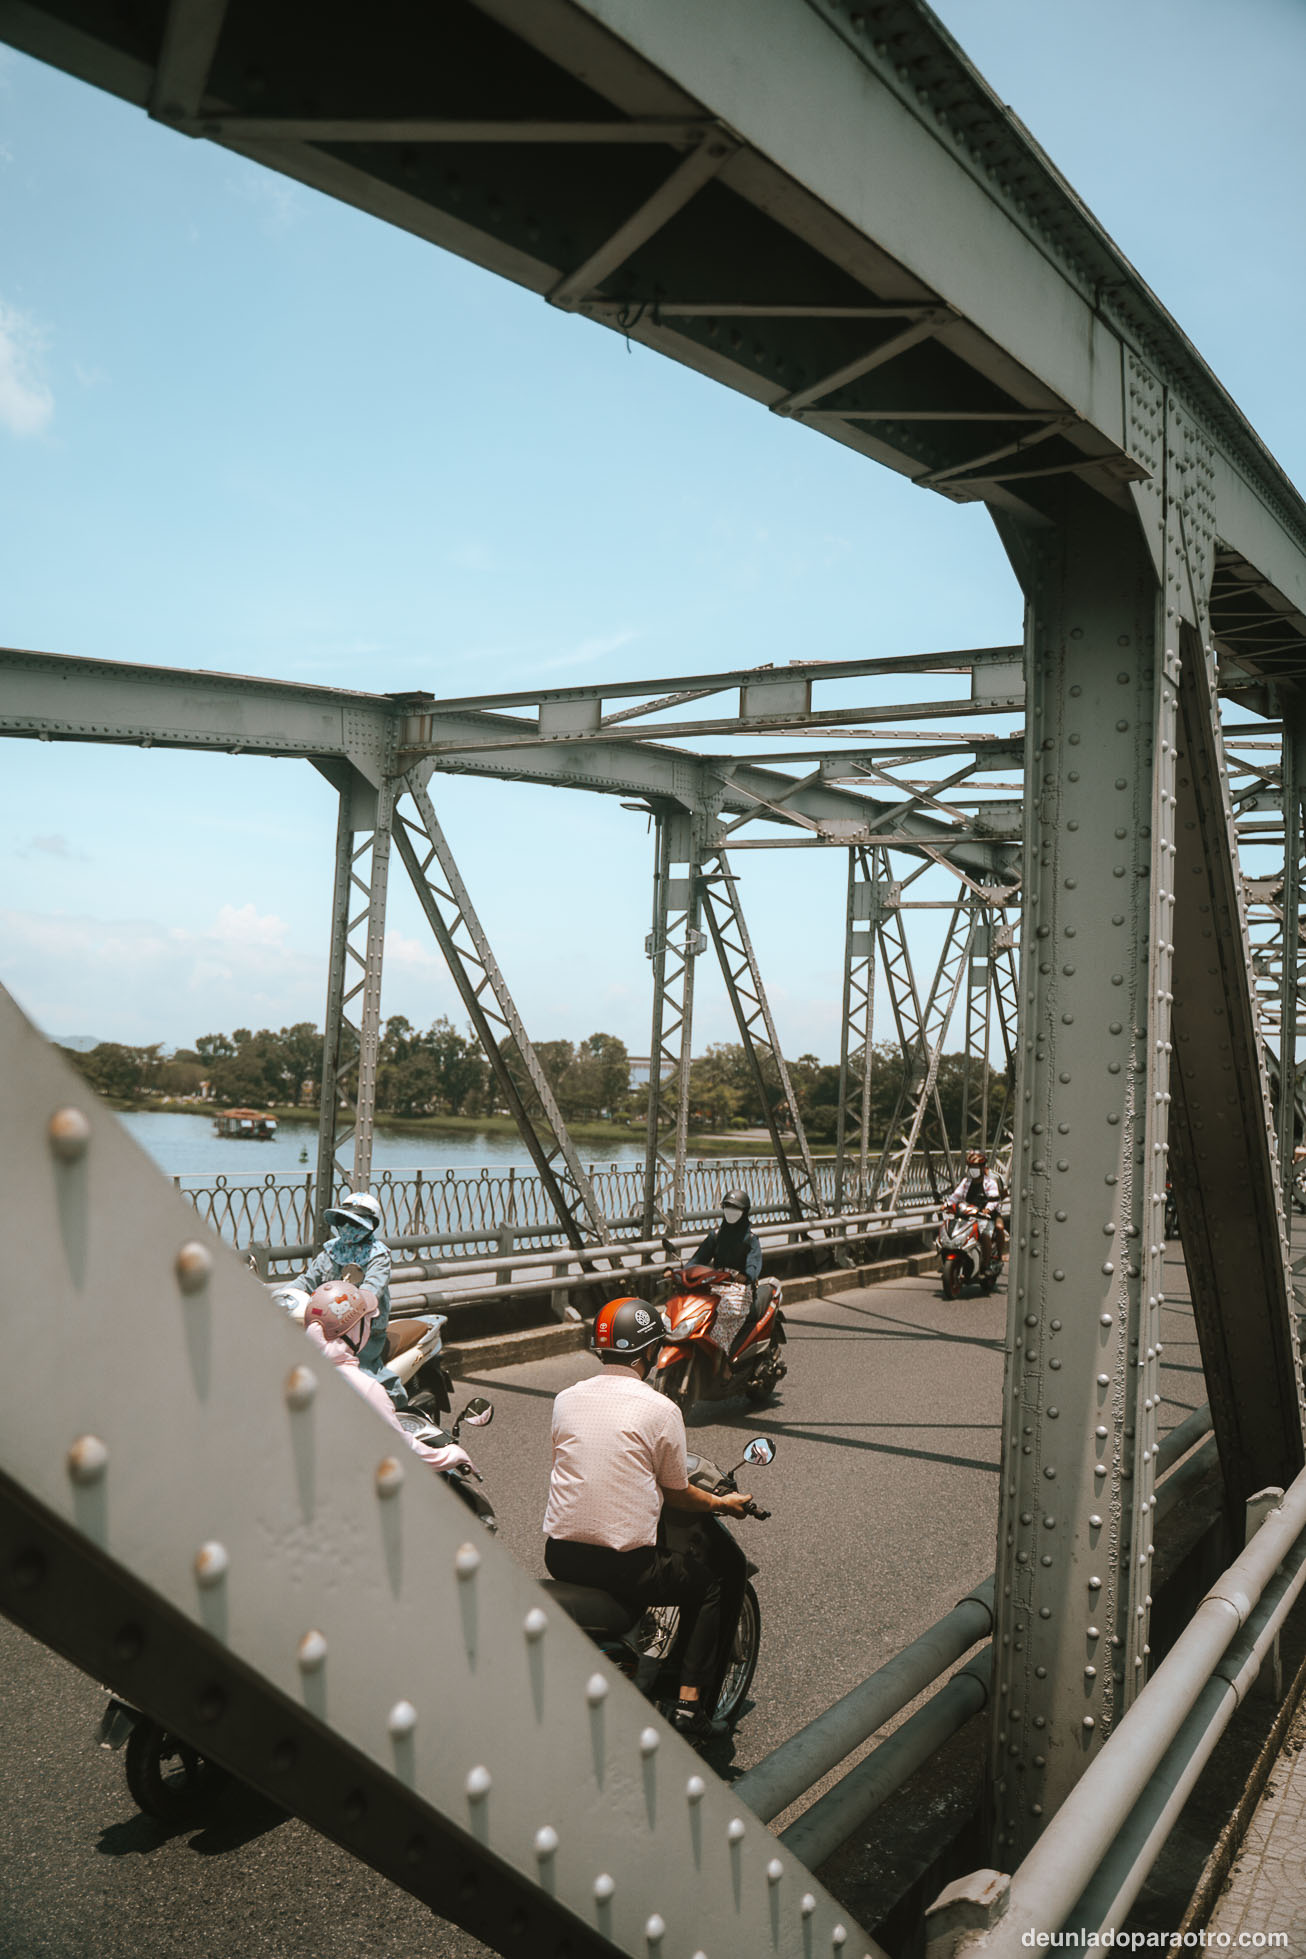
xmin=0 ymin=300 xmax=53 ymax=438
xmin=0 ymin=903 xmax=461 ymax=1047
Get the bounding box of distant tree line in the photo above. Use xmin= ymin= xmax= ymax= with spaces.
xmin=57 ymin=1022 xmax=1007 ymax=1147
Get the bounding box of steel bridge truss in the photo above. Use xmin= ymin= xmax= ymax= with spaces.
xmin=6 ymin=0 xmax=1306 ymax=1951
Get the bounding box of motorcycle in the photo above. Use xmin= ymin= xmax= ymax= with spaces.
xmin=541 ymin=1437 xmax=775 ymax=1733
xmin=651 ymin=1266 xmax=787 ymax=1409
xmin=272 ymin=1286 xmax=454 ymax=1412
xmin=96 ymin=1394 xmax=498 ymax=1822
xmin=937 ymin=1202 xmax=1002 ymax=1299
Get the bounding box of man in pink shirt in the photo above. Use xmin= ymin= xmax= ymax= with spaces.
xmin=543 ymin=1296 xmax=753 ymax=1742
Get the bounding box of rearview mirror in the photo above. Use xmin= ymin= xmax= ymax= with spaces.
xmin=742 ymin=1437 xmax=776 ymax=1467
xmin=462 ymin=1397 xmax=494 ymax=1428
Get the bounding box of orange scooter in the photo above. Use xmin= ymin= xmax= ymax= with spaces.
xmin=651 ymin=1265 xmax=787 ymax=1410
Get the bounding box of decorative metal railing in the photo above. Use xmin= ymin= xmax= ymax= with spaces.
xmin=174 ymin=1151 xmax=952 ymax=1256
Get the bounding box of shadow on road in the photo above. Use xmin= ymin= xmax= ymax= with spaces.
xmin=96 ymin=1790 xmax=286 ymax=1860
xmin=738 ymin=1414 xmax=999 ymax=1475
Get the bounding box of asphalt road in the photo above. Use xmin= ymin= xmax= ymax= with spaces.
xmin=0 ymin=1250 xmax=1203 ymax=1959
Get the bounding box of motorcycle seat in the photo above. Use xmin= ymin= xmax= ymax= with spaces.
xmin=538 ymin=1580 xmax=640 ymax=1637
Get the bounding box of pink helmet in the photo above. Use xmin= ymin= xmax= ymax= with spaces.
xmin=304 ymin=1279 xmax=373 ymax=1344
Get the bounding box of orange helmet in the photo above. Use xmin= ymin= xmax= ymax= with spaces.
xmin=592 ymin=1296 xmax=670 ymax=1360
xmin=966 ymin=1150 xmax=988 ymax=1169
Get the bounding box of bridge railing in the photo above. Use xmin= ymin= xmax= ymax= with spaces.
xmin=175 ymin=1154 xmax=953 ymax=1261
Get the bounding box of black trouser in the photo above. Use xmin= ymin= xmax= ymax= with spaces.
xmin=545 ymin=1523 xmax=747 ymax=1698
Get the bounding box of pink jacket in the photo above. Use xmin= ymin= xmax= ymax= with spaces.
xmin=305 ymin=1322 xmax=474 ymax=1477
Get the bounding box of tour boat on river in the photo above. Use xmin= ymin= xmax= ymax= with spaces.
xmin=212 ymin=1108 xmax=278 ymax=1141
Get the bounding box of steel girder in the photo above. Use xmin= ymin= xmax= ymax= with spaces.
xmin=0 ymin=987 xmax=879 ymax=1959
xmin=698 ymin=852 xmax=825 ymax=1223
xmin=641 ymin=812 xmax=704 ymax=1236
xmin=834 ymin=848 xmax=879 ymax=1215
xmin=391 ymin=773 xmax=609 ymax=1251
xmin=313 ymin=773 xmax=394 ymax=1229
xmin=990 ymin=488 xmax=1180 ymax=1861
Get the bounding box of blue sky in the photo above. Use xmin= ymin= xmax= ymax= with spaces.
xmin=2 ymin=0 xmax=1304 ymax=1061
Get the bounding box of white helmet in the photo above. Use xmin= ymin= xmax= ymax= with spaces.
xmin=324 ymin=1190 xmax=383 ymax=1233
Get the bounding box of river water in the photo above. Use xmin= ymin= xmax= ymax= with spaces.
xmin=118 ymin=1109 xmax=649 ymax=1182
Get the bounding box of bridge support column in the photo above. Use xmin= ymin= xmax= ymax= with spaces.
xmin=313 ymin=771 xmax=393 ymax=1234
xmin=835 ymin=847 xmax=879 ymax=1216
xmin=642 ymin=811 xmax=704 ymax=1236
xmin=1277 ymin=708 xmax=1304 ymax=1209
xmin=990 ymin=489 xmax=1176 ymax=1861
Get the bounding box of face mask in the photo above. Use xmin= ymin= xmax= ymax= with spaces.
xmin=722 ymin=1206 xmax=744 ymax=1225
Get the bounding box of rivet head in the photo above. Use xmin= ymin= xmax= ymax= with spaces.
xmin=686 ymin=1775 xmax=706 ymax=1803
xmin=767 ymin=1857 xmax=784 ymax=1884
xmin=832 ymin=1929 xmax=848 ymax=1950
xmin=585 ymin=1673 xmax=609 ymax=1707
xmin=801 ymin=1895 xmax=817 ymax=1918
xmin=534 ymin=1825 xmax=558 ymax=1860
xmin=48 ymin=1106 xmax=91 ymax=1162
xmin=727 ymin=1817 xmax=747 ymax=1843
xmin=67 ymin=1434 xmax=108 ymax=1484
xmin=594 ymin=1873 xmax=615 ymax=1901
xmin=285 ymin=1365 xmax=318 ymax=1412
xmin=388 ymin=1699 xmax=418 ymax=1739
xmin=1083 ymin=1716 xmax=1096 ymax=1729
xmin=175 ymin=1241 xmax=213 ymax=1294
xmin=455 ymin=1542 xmax=481 ymax=1579
xmin=375 ymin=1454 xmax=404 ymax=1497
xmin=646 ymin=1915 xmax=666 ymax=1943
xmin=639 ymin=1726 xmax=660 ymax=1757
xmin=194 ymin=1541 xmax=229 ymax=1587
xmin=465 ymin=1765 xmax=491 ymax=1800
xmin=523 ymin=1607 xmax=548 ymax=1641
xmin=297 ymin=1629 xmax=327 ymax=1672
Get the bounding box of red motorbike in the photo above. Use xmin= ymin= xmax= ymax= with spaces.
xmin=936 ymin=1203 xmax=1003 ymax=1299
xmin=651 ymin=1266 xmax=787 ymax=1409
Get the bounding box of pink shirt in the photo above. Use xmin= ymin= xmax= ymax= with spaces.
xmin=543 ymin=1365 xmax=689 ymax=1552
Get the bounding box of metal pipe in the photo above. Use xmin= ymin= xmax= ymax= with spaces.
xmin=779 ymin=1649 xmax=991 ymax=1871
xmin=734 ymin=1576 xmax=994 ymax=1824
xmin=977 ymin=1463 xmax=1306 ymax=1957
xmin=1065 ymin=1527 xmax=1306 ymax=1940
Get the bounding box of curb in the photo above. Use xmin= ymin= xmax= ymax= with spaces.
xmin=443 ymin=1248 xmax=940 ymax=1375
xmin=445 ymin=1319 xmax=591 ymax=1375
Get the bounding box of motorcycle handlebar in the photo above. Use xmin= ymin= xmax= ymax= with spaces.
xmin=742 ymin=1502 xmax=770 ymax=1521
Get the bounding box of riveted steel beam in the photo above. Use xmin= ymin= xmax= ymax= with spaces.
xmin=989 ymin=486 xmax=1177 ymax=1862
xmin=642 ymin=811 xmax=705 ymax=1235
xmin=1276 ymin=708 xmax=1305 ymax=1209
xmin=834 ymin=848 xmax=879 ymax=1214
xmin=0 ymin=989 xmax=879 ymax=1959
xmin=312 ymin=769 xmax=394 ymax=1232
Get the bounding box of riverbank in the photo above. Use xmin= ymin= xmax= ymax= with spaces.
xmin=102 ymin=1098 xmax=791 ymax=1156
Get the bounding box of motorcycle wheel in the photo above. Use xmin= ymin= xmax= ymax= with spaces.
xmin=744 ymin=1355 xmax=780 ymax=1403
xmin=713 ymin=1583 xmax=762 ymax=1727
xmin=655 ymin=1355 xmax=694 ymax=1409
xmin=124 ymin=1719 xmax=228 ymax=1824
xmin=942 ymin=1257 xmax=963 ymax=1301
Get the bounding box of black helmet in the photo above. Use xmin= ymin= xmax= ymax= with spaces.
xmin=593 ymin=1296 xmax=670 ymax=1360
xmin=721 ymin=1188 xmax=750 ymax=1218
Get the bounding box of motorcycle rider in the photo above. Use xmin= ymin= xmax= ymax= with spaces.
xmin=692 ymin=1189 xmax=776 ymax=1343
xmin=288 ymin=1189 xmax=406 ymax=1407
xmin=543 ymin=1297 xmax=753 ymax=1743
xmin=302 ymin=1280 xmax=474 ymax=1478
xmin=947 ymin=1151 xmax=1005 ymax=1262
